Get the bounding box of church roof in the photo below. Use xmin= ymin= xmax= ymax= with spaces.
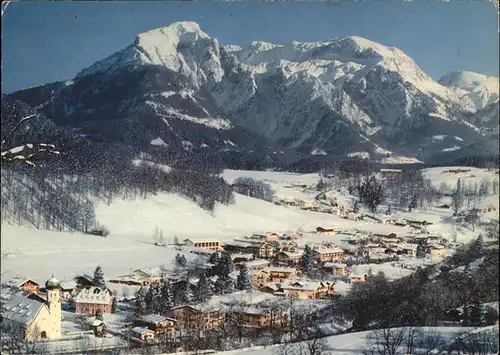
xmin=1 ymin=294 xmax=45 ymax=326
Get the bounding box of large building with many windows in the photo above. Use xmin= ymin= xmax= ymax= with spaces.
xmin=184 ymin=238 xmax=221 ymax=250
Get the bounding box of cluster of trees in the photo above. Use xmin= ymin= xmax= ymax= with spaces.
xmin=380 ymin=170 xmax=438 ymax=212
xmin=135 ymin=251 xmax=252 ymax=318
xmin=1 ymin=159 xmax=235 ymax=233
xmin=356 ymin=176 xmax=384 ymax=213
xmin=174 ymin=253 xmax=187 ymax=268
xmin=231 ymin=177 xmax=275 ymax=202
xmin=361 ymin=326 xmax=499 ymax=355
xmin=450 ymin=177 xmax=498 ymax=216
xmin=1 ymin=99 xmax=237 ymax=233
xmin=1 ymin=167 xmax=97 ymax=232
xmin=134 ymin=278 xmax=195 ymax=316
xmin=335 ymin=234 xmax=498 ymax=331
xmin=316 ymin=177 xmax=336 ymax=192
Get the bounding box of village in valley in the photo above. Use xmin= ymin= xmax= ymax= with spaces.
xmin=1 ymin=166 xmax=499 ymax=354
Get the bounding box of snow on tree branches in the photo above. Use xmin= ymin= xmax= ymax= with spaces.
xmin=1 ymin=114 xmax=59 ymax=166
xmin=93 ymin=265 xmax=106 ymax=288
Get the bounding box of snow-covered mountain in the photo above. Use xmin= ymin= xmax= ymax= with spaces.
xmin=439 ymin=70 xmax=499 ymax=110
xmin=7 ymin=21 xmax=498 ymax=165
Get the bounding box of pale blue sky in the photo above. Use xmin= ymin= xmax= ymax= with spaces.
xmin=2 ymin=1 xmax=498 ymax=93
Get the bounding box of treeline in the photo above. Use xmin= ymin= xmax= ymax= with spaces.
xmin=334 ymin=235 xmax=499 ymax=331
xmin=1 ymin=161 xmax=235 ymax=232
xmin=231 ymin=177 xmax=275 ymax=202
xmin=1 ymin=98 xmax=236 ymax=232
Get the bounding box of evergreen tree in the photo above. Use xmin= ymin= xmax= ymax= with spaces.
xmin=111 ymin=298 xmax=117 ymax=313
xmin=236 ymin=264 xmax=251 ymax=291
xmin=134 ymin=287 xmax=148 ymax=316
xmin=214 ymin=253 xmax=234 ymax=295
xmin=186 ymin=281 xmax=196 ymax=305
xmin=465 ymin=302 xmax=483 ymax=326
xmin=299 ymin=244 xmax=315 ymax=272
xmin=196 ymin=272 xmax=212 ymax=303
xmin=93 ymin=265 xmax=106 ymax=288
xmin=161 ymin=280 xmax=175 ymax=311
xmin=484 ymin=306 xmax=499 ymax=326
xmin=214 ymin=274 xmax=233 ymax=295
xmin=469 ymin=234 xmax=485 ymax=260
xmin=353 ymin=200 xmax=359 ymax=213
xmin=408 ymin=194 xmax=418 ymax=211
xmin=385 ymin=205 xmax=392 ymax=215
xmin=208 ymin=251 xmax=221 ymax=276
xmin=147 ymin=282 xmax=163 ymax=313
xmin=175 ymin=253 xmax=187 ymax=268
xmin=416 ymin=244 xmax=426 ymax=259
xmin=173 ymin=280 xmax=190 ymax=305
xmin=452 ymin=178 xmax=464 ymax=215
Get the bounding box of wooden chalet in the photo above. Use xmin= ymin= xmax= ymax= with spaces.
xmin=7 ymin=278 xmax=40 ymax=294
xmin=312 ymin=246 xmax=344 ymax=262
xmin=135 ymin=314 xmax=177 ymax=336
xmin=167 ymin=305 xmax=223 ymax=330
xmin=280 ymin=280 xmax=334 ymax=300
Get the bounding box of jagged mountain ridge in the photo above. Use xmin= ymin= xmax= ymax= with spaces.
xmin=439 ymin=70 xmax=499 ymax=110
xmin=7 ymin=21 xmax=499 ymax=165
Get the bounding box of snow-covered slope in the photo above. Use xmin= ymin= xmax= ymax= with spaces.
xmin=8 ymin=21 xmax=497 ymax=164
xmin=203 ymin=327 xmax=476 ymax=355
xmin=1 ymin=190 xmax=406 ymax=282
xmin=439 ymin=70 xmax=499 ymax=110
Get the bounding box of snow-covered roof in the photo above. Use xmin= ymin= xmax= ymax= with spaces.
xmin=85 ymin=317 xmax=105 ymax=327
xmin=277 ymin=251 xmax=302 ymax=258
xmin=139 ymin=314 xmax=176 ymax=324
xmin=5 ymin=277 xmax=40 ymax=288
xmin=262 ymin=267 xmax=297 ymax=274
xmin=75 ymin=287 xmax=113 ymax=305
xmin=230 ymin=253 xmax=254 ymax=261
xmin=133 ymin=267 xmax=162 ymax=277
xmin=224 ymin=240 xmax=256 ymax=248
xmin=323 ymin=262 xmax=347 ymax=269
xmin=365 ymin=243 xmax=383 ymax=248
xmin=60 ymin=281 xmax=77 ymax=290
xmin=191 ymin=290 xmax=278 ymax=312
xmin=131 ymin=326 xmax=154 ymax=334
xmin=399 ymin=243 xmax=419 ymax=250
xmin=185 ymin=238 xmax=220 ymax=243
xmin=313 ymin=247 xmax=344 ymax=254
xmin=349 ymin=273 xmax=366 ymax=279
xmin=427 ymin=244 xmax=445 ymax=250
xmin=281 ymin=280 xmax=331 ymax=292
xmin=259 ymin=283 xmax=280 ymax=291
xmin=242 ymin=259 xmax=270 ymax=268
xmin=234 ymin=238 xmax=268 ymax=245
xmin=1 ymin=294 xmax=45 ymax=326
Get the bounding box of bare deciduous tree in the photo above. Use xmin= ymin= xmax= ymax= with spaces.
xmin=362 ymin=328 xmax=408 ymax=355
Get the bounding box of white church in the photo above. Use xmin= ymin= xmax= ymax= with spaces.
xmin=1 ymin=276 xmax=62 ymax=341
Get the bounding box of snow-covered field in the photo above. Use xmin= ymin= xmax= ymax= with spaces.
xmin=1 ymin=167 xmax=497 ymax=289
xmin=186 ymin=326 xmax=478 ymax=355
xmin=223 ymin=169 xmax=320 ymax=201
xmin=0 ymin=192 xmax=407 ymax=283
xmin=422 ymin=166 xmax=499 ymax=191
